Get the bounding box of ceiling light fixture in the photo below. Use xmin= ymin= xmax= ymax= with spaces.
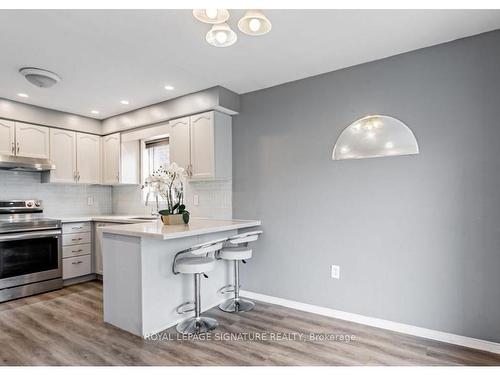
xmin=91 ymin=110 xmax=100 ymax=115
xmin=193 ymin=9 xmax=229 ymax=24
xmin=17 ymin=93 xmax=29 ymax=98
xmin=164 ymin=85 xmax=174 ymax=91
xmin=332 ymin=115 xmax=419 ymax=160
xmin=206 ymin=23 xmax=237 ymax=47
xmin=19 ymin=67 xmax=61 ymax=88
xmin=120 ymin=100 xmax=129 ymax=105
xmin=238 ymin=10 xmax=272 ymax=36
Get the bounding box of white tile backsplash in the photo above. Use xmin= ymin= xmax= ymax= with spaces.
xmin=0 ymin=170 xmax=112 ymax=217
xmin=112 ymin=180 xmax=232 ymax=219
xmin=0 ymin=170 xmax=231 ymax=219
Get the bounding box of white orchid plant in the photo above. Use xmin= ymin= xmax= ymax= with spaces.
xmin=143 ymin=162 xmax=189 ymax=222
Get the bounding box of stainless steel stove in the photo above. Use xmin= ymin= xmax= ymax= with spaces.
xmin=0 ymin=200 xmax=62 ymax=303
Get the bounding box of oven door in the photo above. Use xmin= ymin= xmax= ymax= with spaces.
xmin=0 ymin=230 xmax=62 ymax=290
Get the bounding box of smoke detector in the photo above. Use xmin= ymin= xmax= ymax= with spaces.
xmin=19 ymin=67 xmax=61 ymax=88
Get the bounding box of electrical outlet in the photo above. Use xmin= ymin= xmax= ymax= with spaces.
xmin=193 ymin=195 xmax=199 ymax=206
xmin=87 ymin=197 xmax=94 ymax=206
xmin=331 ymin=265 xmax=340 ymax=279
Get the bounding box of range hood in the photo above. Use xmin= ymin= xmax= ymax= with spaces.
xmin=0 ymin=154 xmax=55 ymax=171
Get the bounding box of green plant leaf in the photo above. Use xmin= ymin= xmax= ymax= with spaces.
xmin=158 ymin=209 xmax=171 ymax=216
xmin=182 ymin=211 xmax=190 ymax=224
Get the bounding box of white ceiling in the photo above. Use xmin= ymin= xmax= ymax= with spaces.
xmin=0 ymin=9 xmax=499 ymax=119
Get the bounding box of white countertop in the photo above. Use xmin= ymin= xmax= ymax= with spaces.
xmin=57 ymin=215 xmax=157 ymax=224
xmin=101 ymin=218 xmax=261 ymax=240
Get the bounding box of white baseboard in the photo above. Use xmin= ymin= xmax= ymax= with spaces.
xmin=240 ymin=290 xmax=500 ymax=355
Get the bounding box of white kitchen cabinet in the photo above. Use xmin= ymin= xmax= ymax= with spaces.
xmin=121 ymin=140 xmax=140 ymax=184
xmin=77 ymin=133 xmax=101 ymax=184
xmin=190 ymin=112 xmax=215 ymax=179
xmin=0 ymin=119 xmax=15 ymax=156
xmin=49 ymin=128 xmax=77 ymax=183
xmin=62 ymin=221 xmax=93 ymax=282
xmin=169 ymin=116 xmax=190 ymax=171
xmin=169 ymin=111 xmax=232 ymax=180
xmin=102 ymin=133 xmax=120 ymax=185
xmin=15 ymin=122 xmax=50 ymax=159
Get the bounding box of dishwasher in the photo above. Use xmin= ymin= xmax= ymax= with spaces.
xmin=94 ymin=222 xmax=124 ymax=276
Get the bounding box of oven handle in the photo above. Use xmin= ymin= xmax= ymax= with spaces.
xmin=0 ymin=230 xmax=62 ymax=242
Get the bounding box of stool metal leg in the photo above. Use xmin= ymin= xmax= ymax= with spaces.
xmin=176 ymin=273 xmax=218 ymax=334
xmin=219 ymin=260 xmax=255 ymax=313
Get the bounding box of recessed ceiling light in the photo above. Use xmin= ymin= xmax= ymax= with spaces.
xmin=17 ymin=93 xmax=29 ymax=98
xmin=120 ymin=100 xmax=129 ymax=105
xmin=91 ymin=110 xmax=100 ymax=115
xmin=164 ymin=85 xmax=175 ymax=91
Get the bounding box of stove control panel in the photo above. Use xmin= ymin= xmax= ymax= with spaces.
xmin=0 ymin=200 xmax=43 ymax=213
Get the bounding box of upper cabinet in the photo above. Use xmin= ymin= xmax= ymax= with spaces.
xmin=44 ymin=130 xmax=101 ymax=184
xmin=49 ymin=128 xmax=77 ymax=183
xmin=0 ymin=121 xmax=49 ymax=159
xmin=169 ymin=111 xmax=231 ymax=181
xmin=0 ymin=119 xmax=15 ymax=156
xmin=77 ymin=133 xmax=101 ymax=184
xmin=102 ymin=133 xmax=120 ymax=185
xmin=169 ymin=116 xmax=191 ymax=171
xmin=15 ymin=122 xmax=50 ymax=159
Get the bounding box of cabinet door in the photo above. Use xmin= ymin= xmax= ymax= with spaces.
xmin=49 ymin=128 xmax=77 ymax=183
xmin=169 ymin=116 xmax=190 ymax=170
xmin=76 ymin=133 xmax=101 ymax=184
xmin=0 ymin=119 xmax=15 ymax=156
xmin=15 ymin=122 xmax=50 ymax=158
xmin=190 ymin=112 xmax=215 ymax=179
xmin=102 ymin=133 xmax=120 ymax=185
xmin=121 ymin=140 xmax=140 ymax=184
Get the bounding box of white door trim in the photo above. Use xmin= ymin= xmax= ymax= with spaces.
xmin=240 ymin=289 xmax=500 ymax=355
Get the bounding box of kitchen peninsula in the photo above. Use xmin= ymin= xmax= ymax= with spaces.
xmin=101 ymin=218 xmax=261 ymax=337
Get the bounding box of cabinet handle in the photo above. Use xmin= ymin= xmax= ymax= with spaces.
xmin=77 ymin=171 xmax=81 ymax=181
xmin=71 ymin=260 xmax=83 ymax=265
xmin=71 ymin=237 xmax=83 ymax=241
xmin=72 ymin=249 xmax=83 ymax=253
xmin=16 ymin=142 xmax=19 ymax=154
xmin=11 ymin=142 xmax=15 ymax=155
xmin=72 ymin=226 xmax=83 ymax=230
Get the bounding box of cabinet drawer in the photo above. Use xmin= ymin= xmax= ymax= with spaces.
xmin=63 ymin=232 xmax=91 ymax=246
xmin=63 ymin=243 xmax=91 ymax=259
xmin=63 ymin=254 xmax=91 ymax=280
xmin=63 ymin=222 xmax=91 ymax=234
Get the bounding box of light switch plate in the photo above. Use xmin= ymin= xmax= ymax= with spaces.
xmin=331 ymin=265 xmax=340 ymax=279
xmin=87 ymin=197 xmax=94 ymax=206
xmin=193 ymin=195 xmax=199 ymax=206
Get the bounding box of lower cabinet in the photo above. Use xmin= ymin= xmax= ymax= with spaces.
xmin=63 ymin=255 xmax=92 ymax=280
xmin=62 ymin=221 xmax=93 ymax=280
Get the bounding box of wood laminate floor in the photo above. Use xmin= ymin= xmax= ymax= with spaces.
xmin=0 ymin=281 xmax=499 ymax=366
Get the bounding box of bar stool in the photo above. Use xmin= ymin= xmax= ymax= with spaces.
xmin=217 ymin=230 xmax=263 ymax=313
xmin=173 ymin=237 xmax=227 ymax=334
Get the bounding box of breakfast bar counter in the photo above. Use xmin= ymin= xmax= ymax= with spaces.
xmin=101 ymin=218 xmax=261 ymax=337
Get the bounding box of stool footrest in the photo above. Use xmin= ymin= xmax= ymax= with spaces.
xmin=217 ymin=284 xmax=238 ymax=295
xmin=176 ymin=301 xmax=195 ymax=314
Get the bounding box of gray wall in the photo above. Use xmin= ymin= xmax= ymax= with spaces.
xmin=233 ymin=30 xmax=500 ymax=343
